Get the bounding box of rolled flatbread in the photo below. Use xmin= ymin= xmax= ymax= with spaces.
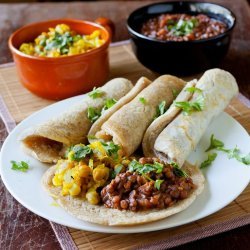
xmin=42 ymin=162 xmax=205 ymax=226
xmin=91 ymin=75 xmax=186 ymax=156
xmin=20 ymin=78 xmax=133 ymax=163
xmin=146 ymin=69 xmax=239 ymax=166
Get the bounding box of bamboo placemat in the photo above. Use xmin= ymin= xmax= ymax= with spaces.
xmin=0 ymin=42 xmax=250 ymax=250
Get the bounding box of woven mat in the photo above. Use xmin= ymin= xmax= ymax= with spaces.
xmin=0 ymin=42 xmax=250 ymax=250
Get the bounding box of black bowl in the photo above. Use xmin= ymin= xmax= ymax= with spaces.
xmin=127 ymin=1 xmax=236 ymax=75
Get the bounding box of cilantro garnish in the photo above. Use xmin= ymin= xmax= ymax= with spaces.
xmin=154 ymin=179 xmax=164 ymax=190
xmin=11 ymin=160 xmax=29 ymax=172
xmin=155 ymin=101 xmax=167 ymax=119
xmin=44 ymin=31 xmax=73 ymax=54
xmin=139 ymin=97 xmax=146 ymax=104
xmin=110 ymin=164 xmax=123 ymax=179
xmin=101 ymin=98 xmax=117 ymax=113
xmin=205 ymin=134 xmax=250 ymax=165
xmin=87 ymin=107 xmax=101 ymax=123
xmin=88 ymin=87 xmax=104 ymax=99
xmin=167 ymin=18 xmax=198 ymax=36
xmin=170 ymin=162 xmax=189 ymax=177
xmin=185 ymin=87 xmax=202 ymax=94
xmin=200 ymin=153 xmax=217 ymax=169
xmin=67 ymin=144 xmax=92 ymax=161
xmin=128 ymin=160 xmax=163 ymax=175
xmin=205 ymin=134 xmax=224 ymax=152
xmin=174 ymin=94 xmax=205 ymax=115
xmin=101 ymin=141 xmax=120 ymax=159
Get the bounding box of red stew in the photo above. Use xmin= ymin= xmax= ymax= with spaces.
xmin=141 ymin=14 xmax=227 ymax=41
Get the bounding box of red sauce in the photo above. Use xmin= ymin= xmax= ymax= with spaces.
xmin=141 ymin=14 xmax=227 ymax=41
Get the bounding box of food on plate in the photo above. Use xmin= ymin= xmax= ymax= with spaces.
xmin=19 ymin=24 xmax=104 ymax=57
xmin=20 ymin=78 xmax=133 ymax=163
xmin=89 ymin=75 xmax=185 ymax=157
xmin=143 ymin=69 xmax=239 ymax=167
xmin=42 ymin=152 xmax=204 ymax=225
xmin=141 ymin=14 xmax=227 ymax=41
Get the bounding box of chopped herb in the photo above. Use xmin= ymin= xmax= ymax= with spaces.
xmin=139 ymin=97 xmax=146 ymax=104
xmin=155 ymin=101 xmax=167 ymax=119
xmin=11 ymin=160 xmax=29 ymax=172
xmin=154 ymin=179 xmax=164 ymax=190
xmin=88 ymin=87 xmax=104 ymax=99
xmin=68 ymin=144 xmax=92 ymax=161
xmin=44 ymin=32 xmax=73 ymax=54
xmin=128 ymin=160 xmax=163 ymax=175
xmin=205 ymin=134 xmax=250 ymax=165
xmin=174 ymin=95 xmax=205 ymax=115
xmin=110 ymin=164 xmax=123 ymax=179
xmin=171 ymin=162 xmax=189 ymax=177
xmin=172 ymin=89 xmax=180 ymax=98
xmin=101 ymin=98 xmax=117 ymax=113
xmin=167 ymin=18 xmax=198 ymax=36
xmin=87 ymin=107 xmax=101 ymax=123
xmin=101 ymin=141 xmax=120 ymax=159
xmin=200 ymin=153 xmax=217 ymax=169
xmin=205 ymin=134 xmax=225 ymax=152
xmin=185 ymin=87 xmax=202 ymax=94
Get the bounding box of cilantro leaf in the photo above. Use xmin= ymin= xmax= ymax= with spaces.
xmin=101 ymin=98 xmax=117 ymax=114
xmin=174 ymin=95 xmax=205 ymax=116
xmin=155 ymin=101 xmax=167 ymax=119
xmin=171 ymin=162 xmax=189 ymax=177
xmin=110 ymin=164 xmax=123 ymax=179
xmin=87 ymin=107 xmax=101 ymax=123
xmin=88 ymin=87 xmax=104 ymax=99
xmin=139 ymin=97 xmax=146 ymax=104
xmin=205 ymin=135 xmax=250 ymax=166
xmin=101 ymin=141 xmax=120 ymax=159
xmin=200 ymin=153 xmax=217 ymax=169
xmin=205 ymin=134 xmax=224 ymax=152
xmin=167 ymin=18 xmax=198 ymax=36
xmin=11 ymin=160 xmax=29 ymax=172
xmin=68 ymin=144 xmax=92 ymax=161
xmin=185 ymin=87 xmax=202 ymax=94
xmin=154 ymin=179 xmax=164 ymax=190
xmin=128 ymin=160 xmax=163 ymax=175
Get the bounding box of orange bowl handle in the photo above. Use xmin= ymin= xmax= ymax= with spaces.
xmin=95 ymin=17 xmax=115 ymax=41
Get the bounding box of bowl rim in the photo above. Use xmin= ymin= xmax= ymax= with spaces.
xmin=127 ymin=1 xmax=237 ymax=44
xmin=8 ymin=18 xmax=110 ymax=61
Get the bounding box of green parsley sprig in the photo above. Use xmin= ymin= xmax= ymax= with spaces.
xmin=101 ymin=98 xmax=117 ymax=113
xmin=139 ymin=97 xmax=146 ymax=104
xmin=167 ymin=18 xmax=198 ymax=36
xmin=101 ymin=141 xmax=120 ymax=159
xmin=200 ymin=153 xmax=217 ymax=169
xmin=11 ymin=160 xmax=30 ymax=172
xmin=155 ymin=101 xmax=167 ymax=119
xmin=88 ymin=87 xmax=104 ymax=99
xmin=174 ymin=94 xmax=205 ymax=116
xmin=170 ymin=162 xmax=189 ymax=177
xmin=67 ymin=144 xmax=92 ymax=161
xmin=205 ymin=134 xmax=250 ymax=165
xmin=87 ymin=107 xmax=101 ymax=123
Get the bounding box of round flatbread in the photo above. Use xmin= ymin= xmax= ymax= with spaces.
xmin=42 ymin=162 xmax=205 ymax=226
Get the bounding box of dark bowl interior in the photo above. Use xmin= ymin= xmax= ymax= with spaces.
xmin=127 ymin=1 xmax=236 ymax=75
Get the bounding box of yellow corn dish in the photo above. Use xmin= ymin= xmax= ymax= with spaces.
xmin=52 ymin=141 xmax=129 ymax=205
xmin=19 ymin=24 xmax=104 ymax=57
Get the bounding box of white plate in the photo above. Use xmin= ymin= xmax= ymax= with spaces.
xmin=0 ymin=95 xmax=250 ymax=233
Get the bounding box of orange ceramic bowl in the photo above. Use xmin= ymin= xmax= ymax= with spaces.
xmin=8 ymin=19 xmax=111 ymax=100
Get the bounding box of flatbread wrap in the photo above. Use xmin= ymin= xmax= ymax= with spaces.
xmin=20 ymin=78 xmax=133 ymax=163
xmin=42 ymin=161 xmax=205 ymax=226
xmin=143 ymin=69 xmax=239 ymax=166
xmin=90 ymin=75 xmax=186 ymax=156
